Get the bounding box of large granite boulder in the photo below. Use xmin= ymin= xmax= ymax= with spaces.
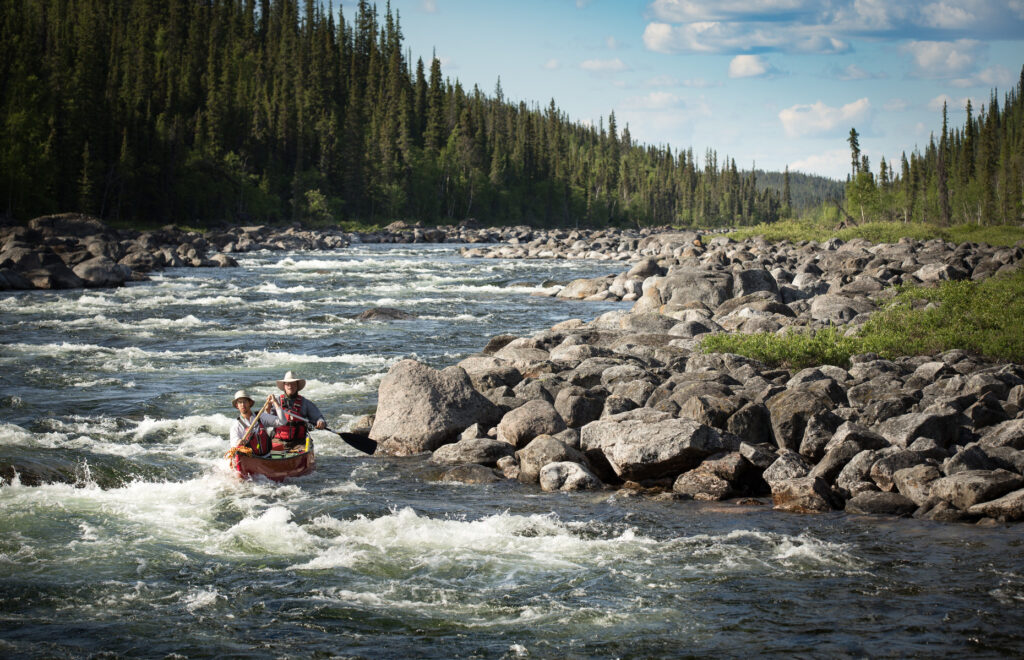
xmin=539 ymin=461 xmax=602 ymax=492
xmin=370 ymin=359 xmax=503 ymax=456
xmin=429 ymin=437 xmax=516 ymax=467
xmin=580 ymin=415 xmax=736 ymax=482
xmin=497 ymin=399 xmax=567 ymax=448
xmin=928 ymin=469 xmax=1024 ymax=510
xmin=515 ymin=435 xmax=586 ymax=483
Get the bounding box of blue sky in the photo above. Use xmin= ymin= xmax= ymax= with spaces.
xmin=381 ymin=0 xmax=1024 ymax=180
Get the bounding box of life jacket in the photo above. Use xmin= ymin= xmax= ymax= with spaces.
xmin=274 ymin=394 xmax=307 ymax=443
xmin=240 ymin=415 xmax=272 ymax=455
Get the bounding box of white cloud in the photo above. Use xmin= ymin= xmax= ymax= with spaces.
xmin=543 ymin=58 xmax=561 ymax=70
xmin=789 ymin=149 xmax=851 ymax=180
xmin=778 ymin=98 xmax=871 ymax=137
xmin=921 ymin=2 xmax=974 ymax=28
xmin=729 ymin=55 xmax=771 ymax=78
xmin=606 ymin=36 xmax=620 ymax=49
xmin=904 ymin=39 xmax=983 ymax=78
xmin=642 ymin=1 xmax=1024 ymax=55
xmin=884 ymin=98 xmax=909 ymax=112
xmin=580 ymin=58 xmax=628 ymax=73
xmin=422 ymin=0 xmax=437 ymax=13
xmin=951 ymin=65 xmax=1014 ymax=88
xmin=928 ymin=94 xmax=973 ymax=112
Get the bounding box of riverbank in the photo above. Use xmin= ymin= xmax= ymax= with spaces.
xmin=364 ymin=231 xmax=1024 ymax=525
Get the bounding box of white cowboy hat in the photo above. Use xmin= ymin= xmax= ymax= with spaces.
xmin=232 ymin=390 xmax=255 ymax=406
xmin=276 ymin=371 xmax=306 ymax=391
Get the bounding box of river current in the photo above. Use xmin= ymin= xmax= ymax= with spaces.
xmin=1 ymin=244 xmax=1022 ymax=658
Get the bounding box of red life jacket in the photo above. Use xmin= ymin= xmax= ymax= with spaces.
xmin=241 ymin=415 xmax=272 ymax=455
xmin=275 ymin=394 xmax=307 ymax=443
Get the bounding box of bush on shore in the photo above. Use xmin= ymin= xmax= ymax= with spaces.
xmin=700 ymin=271 xmax=1024 ymax=368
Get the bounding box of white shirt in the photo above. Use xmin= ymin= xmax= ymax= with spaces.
xmin=230 ymin=409 xmax=286 ymax=446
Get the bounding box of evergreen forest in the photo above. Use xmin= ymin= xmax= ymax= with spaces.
xmin=2 ymin=0 xmax=798 ymax=228
xmin=845 ymin=70 xmax=1024 ymax=227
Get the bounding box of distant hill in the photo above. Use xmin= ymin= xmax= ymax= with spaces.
xmin=755 ymin=170 xmax=845 ymax=212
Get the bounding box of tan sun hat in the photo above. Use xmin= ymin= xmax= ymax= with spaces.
xmin=276 ymin=371 xmax=306 ymax=391
xmin=232 ymin=390 xmax=255 ymax=407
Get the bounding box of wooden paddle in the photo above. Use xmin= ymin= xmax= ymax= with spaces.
xmin=285 ymin=411 xmax=377 ymax=455
xmin=238 ymin=396 xmax=272 ymax=446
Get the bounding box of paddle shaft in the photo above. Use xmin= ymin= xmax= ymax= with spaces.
xmin=284 ymin=410 xmax=377 ymax=455
xmin=238 ymin=397 xmax=272 ymax=446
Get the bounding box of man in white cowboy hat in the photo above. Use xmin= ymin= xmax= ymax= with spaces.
xmin=229 ymin=390 xmax=286 ymax=455
xmin=273 ymin=370 xmax=327 ymax=449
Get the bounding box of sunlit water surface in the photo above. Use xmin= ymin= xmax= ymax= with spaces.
xmin=1 ymin=244 xmax=1022 ymax=658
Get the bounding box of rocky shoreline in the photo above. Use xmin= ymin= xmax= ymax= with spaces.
xmin=0 ymin=213 xmax=674 ymax=291
xmin=359 ymin=229 xmax=1024 ymax=525
xmin=5 ymin=213 xmax=1024 ymax=525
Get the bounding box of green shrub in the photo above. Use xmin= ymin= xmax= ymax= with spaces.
xmin=700 ymin=271 xmax=1024 ymax=367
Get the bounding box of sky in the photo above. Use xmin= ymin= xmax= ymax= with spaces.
xmin=376 ymin=0 xmax=1024 ymax=181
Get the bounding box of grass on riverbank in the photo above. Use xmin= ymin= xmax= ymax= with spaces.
xmin=700 ymin=270 xmax=1024 ymax=369
xmin=726 ymin=211 xmax=1024 ymax=247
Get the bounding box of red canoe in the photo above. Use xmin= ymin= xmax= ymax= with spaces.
xmin=230 ymin=442 xmax=316 ymax=482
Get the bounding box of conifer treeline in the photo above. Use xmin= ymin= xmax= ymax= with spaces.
xmin=847 ymin=69 xmax=1024 ymax=226
xmin=0 ymin=0 xmax=788 ymax=227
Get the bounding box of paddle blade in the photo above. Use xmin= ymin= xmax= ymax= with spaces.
xmin=335 ymin=431 xmax=377 ymax=455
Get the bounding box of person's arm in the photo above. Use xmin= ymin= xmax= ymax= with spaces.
xmin=229 ymin=418 xmax=245 ymax=446
xmin=262 ymin=395 xmax=286 ymax=426
xmin=303 ymin=399 xmax=327 ymax=429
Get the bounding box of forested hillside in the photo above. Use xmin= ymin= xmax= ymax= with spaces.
xmin=1 ymin=0 xmax=789 ymax=228
xmin=846 ymin=70 xmax=1024 ymax=226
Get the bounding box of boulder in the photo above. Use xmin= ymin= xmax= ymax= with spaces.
xmin=978 ymin=419 xmax=1024 ymax=450
xmin=580 ymin=416 xmax=735 ymax=482
xmin=766 ymin=389 xmax=834 ymax=451
xmin=762 ymin=450 xmax=812 ymax=486
xmin=673 ymin=470 xmax=732 ymax=501
xmin=554 ymin=386 xmax=605 ymax=428
xmin=440 ymin=464 xmax=501 ymax=484
xmin=809 ymin=294 xmax=874 ymax=324
xmin=835 ymin=450 xmax=882 ymax=498
xmin=656 ymin=268 xmax=734 ymax=308
xmin=358 ymin=307 xmax=418 ymax=321
xmin=928 ymin=469 xmax=1024 ymax=510
xmin=429 ymin=437 xmax=516 ymax=467
xmin=967 ymin=489 xmax=1024 ymax=521
xmin=497 ymin=399 xmax=567 ymax=448
xmin=72 ymin=256 xmax=131 ymax=288
xmin=845 ymin=492 xmax=918 ymax=517
xmin=771 ymin=476 xmax=835 ymax=513
xmin=539 ymin=461 xmax=602 ymax=492
xmin=892 ymin=464 xmax=942 ymax=506
xmin=515 ymin=435 xmax=585 ymax=483
xmin=875 ymin=412 xmax=961 ymax=449
xmin=870 ymin=450 xmax=927 ymax=492
xmin=370 ymin=359 xmax=503 ymax=455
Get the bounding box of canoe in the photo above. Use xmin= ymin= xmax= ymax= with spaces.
xmin=230 ymin=441 xmax=315 ymax=482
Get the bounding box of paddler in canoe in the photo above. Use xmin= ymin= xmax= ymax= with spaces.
xmin=272 ymin=370 xmax=326 ymax=450
xmin=229 ymin=389 xmax=286 ymax=456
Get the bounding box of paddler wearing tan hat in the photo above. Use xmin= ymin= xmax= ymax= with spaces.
xmin=229 ymin=390 xmax=286 ymax=455
xmin=273 ymin=371 xmax=327 ymax=450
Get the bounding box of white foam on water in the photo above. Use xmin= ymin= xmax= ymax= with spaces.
xmin=254 ymin=282 xmax=316 ymax=294
xmin=219 ymin=505 xmax=320 ymax=555
xmin=0 ymin=422 xmax=68 ymax=448
xmin=183 ymin=587 xmax=223 ymax=613
xmin=241 ymin=349 xmax=394 ymax=368
xmin=290 ymin=507 xmax=655 ymax=573
xmin=670 ymin=528 xmax=862 ymax=575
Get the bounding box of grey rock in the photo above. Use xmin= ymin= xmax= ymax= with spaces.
xmin=554 ymin=386 xmax=605 ymax=428
xmin=967 ymin=488 xmax=1024 ymax=521
xmin=673 ymin=470 xmax=732 ymax=500
xmin=875 ymin=412 xmax=961 ymax=449
xmin=836 ymin=449 xmax=881 ymax=497
xmin=580 ymin=416 xmax=735 ymax=481
xmin=943 ymin=444 xmax=996 ymax=475
xmin=726 ymin=402 xmax=774 ymax=446
xmin=929 ymin=469 xmax=1024 ymax=510
xmin=871 ymin=450 xmax=928 ymax=492
xmin=497 ymin=399 xmax=567 ymax=449
xmin=370 ymin=359 xmax=503 ymax=456
xmin=892 ymin=464 xmax=942 ymax=506
xmin=429 ymin=437 xmax=516 ymax=467
xmin=440 ymin=464 xmax=501 ymax=484
xmin=72 ymin=256 xmax=131 ymax=288
xmin=809 ymin=294 xmax=874 ymax=324
xmin=978 ymin=419 xmax=1024 ymax=450
xmin=766 ymin=389 xmax=834 ymax=451
xmin=845 ymin=491 xmax=918 ymax=517
xmin=539 ymin=461 xmax=602 ymax=491
xmin=771 ymin=476 xmax=835 ymax=513
xmin=763 ymin=450 xmax=812 ymax=486
xmin=516 ymin=435 xmax=586 ymax=484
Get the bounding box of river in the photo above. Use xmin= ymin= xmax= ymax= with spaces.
xmin=1 ymin=244 xmax=1022 ymax=658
